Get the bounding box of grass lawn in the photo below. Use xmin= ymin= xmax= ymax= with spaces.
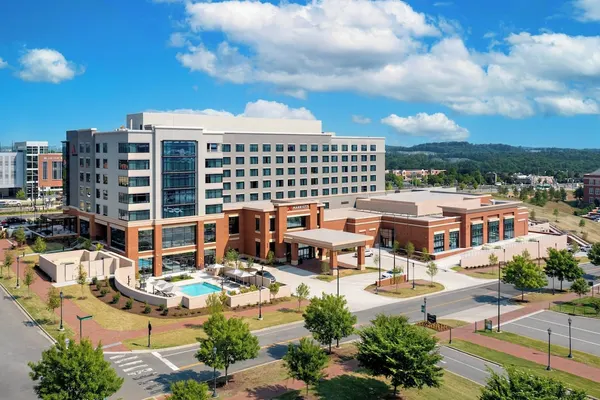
xmin=525 ymin=200 xmax=600 ymax=243
xmin=0 ymin=273 xmax=75 ymax=341
xmin=365 ymin=282 xmax=444 ymax=298
xmin=122 ymin=307 xmax=306 ymax=350
xmin=449 ymin=339 xmax=600 ymax=398
xmin=315 ymin=267 xmax=378 ymax=282
xmin=451 ymin=266 xmax=499 ymax=280
xmin=60 ymin=284 xmax=184 ymax=331
xmin=437 ymin=319 xmax=470 ymax=328
xmin=478 ymin=330 xmax=600 ymax=369
xmin=550 ymin=296 xmax=600 ymax=318
xmin=513 ymin=290 xmax=567 ymax=304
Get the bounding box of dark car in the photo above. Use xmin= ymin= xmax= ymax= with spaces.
xmin=1 ymin=217 xmax=26 ymax=227
xmin=248 ymin=268 xmax=277 ymax=283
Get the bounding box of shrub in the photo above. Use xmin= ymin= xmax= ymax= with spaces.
xmin=95 ymin=283 xmax=102 ymax=291
xmin=104 ymin=278 xmax=109 ymax=287
xmin=162 ymin=309 xmax=169 ymax=316
xmin=100 ymin=288 xmax=109 ymax=297
xmin=125 ymin=298 xmax=133 ymax=309
xmin=112 ymin=293 xmax=121 ymax=304
xmin=91 ymin=277 xmax=98 ymax=286
xmin=143 ymin=304 xmax=151 ymax=314
xmin=158 ymin=303 xmax=167 ymax=312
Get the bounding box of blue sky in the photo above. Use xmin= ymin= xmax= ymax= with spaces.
xmin=1 ymin=0 xmax=600 ymax=148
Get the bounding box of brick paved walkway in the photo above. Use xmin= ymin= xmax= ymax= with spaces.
xmin=436 ymin=291 xmax=600 ymax=382
xmin=0 ymin=239 xmax=298 ymax=351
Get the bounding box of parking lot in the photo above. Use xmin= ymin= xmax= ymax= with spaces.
xmin=502 ymin=310 xmax=600 ymax=357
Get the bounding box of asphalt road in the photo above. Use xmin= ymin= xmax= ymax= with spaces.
xmin=502 ymin=310 xmax=600 ymax=357
xmin=0 ymin=285 xmax=53 ymax=400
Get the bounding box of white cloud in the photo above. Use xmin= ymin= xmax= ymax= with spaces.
xmin=535 ymin=96 xmax=600 ymax=116
xmin=18 ymin=49 xmax=82 ymax=83
xmin=573 ymin=0 xmax=600 ymax=22
xmin=352 ymin=115 xmax=372 ymax=124
xmin=433 ymin=2 xmax=453 ymax=6
xmin=168 ymin=0 xmax=600 ymax=119
xmin=149 ymin=99 xmax=316 ymax=120
xmin=168 ymin=32 xmax=188 ymax=47
xmin=0 ymin=57 xmax=7 ymax=69
xmin=381 ymin=112 xmax=469 ymax=141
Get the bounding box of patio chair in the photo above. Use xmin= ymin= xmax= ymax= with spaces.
xmin=162 ymin=284 xmax=177 ymax=297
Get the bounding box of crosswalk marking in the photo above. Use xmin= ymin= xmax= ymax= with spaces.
xmin=109 ymin=354 xmax=125 ymax=360
xmin=128 ymin=367 xmax=153 ymax=376
xmin=123 ymin=364 xmax=148 ymax=373
xmin=114 ymin=356 xmax=138 ymax=364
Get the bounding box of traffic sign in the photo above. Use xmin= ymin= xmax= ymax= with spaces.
xmin=421 ymin=305 xmax=425 ymax=313
xmin=427 ymin=313 xmax=437 ymax=324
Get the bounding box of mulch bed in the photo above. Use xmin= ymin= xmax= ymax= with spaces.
xmin=415 ymin=321 xmax=452 ymax=332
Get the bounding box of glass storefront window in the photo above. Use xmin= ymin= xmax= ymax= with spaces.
xmin=488 ymin=220 xmax=500 ymax=243
xmin=139 ymin=258 xmax=153 ymax=277
xmin=162 ymin=225 xmax=196 ymax=248
xmin=204 ymin=249 xmax=216 ymax=266
xmin=433 ymin=233 xmax=445 ymax=253
xmin=471 ymin=223 xmax=483 ymax=247
xmin=110 ymin=227 xmax=126 ymax=252
xmin=138 ymin=229 xmax=153 ymax=251
xmin=162 ymin=252 xmax=196 ymax=273
xmin=449 ymin=231 xmax=460 ymax=250
xmin=204 ymin=223 xmax=216 ymax=243
xmin=229 ymin=216 xmax=239 ymax=235
xmin=79 ymin=220 xmax=90 ymax=238
xmin=287 ymin=216 xmax=307 ymax=229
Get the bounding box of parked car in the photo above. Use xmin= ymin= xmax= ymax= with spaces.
xmin=353 ymin=249 xmax=374 ymax=257
xmin=381 ymin=270 xmax=397 ymax=279
xmin=582 ymin=245 xmax=592 ymax=253
xmin=247 ymin=268 xmax=277 ymax=283
xmin=1 ymin=217 xmax=27 ymax=227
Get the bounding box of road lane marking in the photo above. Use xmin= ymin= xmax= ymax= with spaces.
xmin=525 ymin=316 xmax=600 ymax=336
xmin=110 ymin=354 xmax=126 ymax=360
xmin=497 ymin=310 xmax=545 ymax=328
xmin=128 ymin=368 xmax=153 ymax=376
xmin=509 ymin=322 xmax=600 ymax=347
xmin=120 ymin=360 xmax=143 ymax=367
xmin=443 ymin=355 xmax=490 ymax=374
xmin=123 ymin=364 xmax=149 ymax=373
xmin=114 ymin=356 xmax=138 ymax=364
xmin=152 ymin=351 xmax=179 ymax=371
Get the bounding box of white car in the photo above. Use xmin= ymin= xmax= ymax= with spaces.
xmin=381 ymin=270 xmax=398 ymax=279
xmin=354 ymin=249 xmax=374 ymax=257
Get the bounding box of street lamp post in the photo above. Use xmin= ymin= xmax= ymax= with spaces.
xmin=547 ymin=328 xmax=552 ymax=371
xmin=59 ymin=291 xmax=64 ymax=331
xmin=497 ymin=249 xmax=505 ymax=333
xmin=376 ymin=234 xmax=382 ymax=294
xmin=148 ymin=321 xmax=152 ymax=348
xmin=212 ymin=346 xmax=218 ymax=397
xmin=412 ymin=262 xmax=415 ymax=290
xmin=258 ymin=266 xmax=264 ymax=321
xmin=423 ymin=297 xmax=427 ymax=322
xmin=568 ymin=318 xmax=573 ymax=359
xmin=16 ymin=256 xmax=21 ymax=289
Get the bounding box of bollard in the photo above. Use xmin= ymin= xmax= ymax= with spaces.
xmin=474 ymin=321 xmax=477 ymax=333
xmin=449 ymin=327 xmax=452 ymax=344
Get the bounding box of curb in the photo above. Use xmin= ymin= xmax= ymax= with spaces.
xmin=443 ymin=344 xmax=502 ymax=367
xmin=0 ymin=279 xmax=57 ymax=345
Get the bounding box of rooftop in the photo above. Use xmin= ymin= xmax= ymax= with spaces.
xmin=284 ymin=228 xmax=372 ymax=250
xmin=368 ymin=190 xmax=481 ymax=204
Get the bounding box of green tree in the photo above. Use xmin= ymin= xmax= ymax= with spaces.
xmin=82 ymin=238 xmax=92 ymax=250
xmin=206 ymin=292 xmax=224 ymax=314
xmin=553 ymin=208 xmax=559 ymax=221
xmin=28 ymin=337 xmax=123 ymax=400
xmin=579 ymin=219 xmax=586 ymax=230
xmin=16 ymin=189 xmax=26 ymax=200
xmin=530 ymin=209 xmax=536 ymax=220
xmin=574 ymin=187 xmax=584 ymax=202
xmin=77 ymin=264 xmax=87 ymax=299
xmin=489 ymin=253 xmax=498 ymax=268
xmin=24 ymin=266 xmax=36 ymax=297
xmin=589 ymin=243 xmax=600 ymax=266
xmin=295 ymin=282 xmax=310 ymax=310
xmin=480 ymin=367 xmax=587 ymax=400
xmin=32 ymin=236 xmax=47 ymax=254
xmin=224 ymin=248 xmax=239 ymax=268
xmin=571 ymin=242 xmax=580 ymax=255
xmin=391 ymin=266 xmax=404 ymax=291
xmin=385 ymin=181 xmax=393 ymax=190
xmin=356 ymin=314 xmax=443 ymax=397
xmin=392 ymin=240 xmax=401 ymax=272
xmin=405 ymin=241 xmax=415 ymax=260
xmin=570 ymin=277 xmax=589 ymax=298
xmin=269 ymin=282 xmax=281 ymax=301
xmin=195 ymin=312 xmax=259 ymax=385
xmin=283 ymin=338 xmax=328 ymax=395
xmin=246 ymin=256 xmax=254 ymax=271
xmin=169 ymin=380 xmax=210 ymax=400
xmin=3 ymin=250 xmax=13 ymax=278
xmin=266 ymin=250 xmax=275 ymax=267
xmin=46 ymin=286 xmax=60 ymax=324
xmin=560 ymin=187 xmax=567 ymax=201
xmin=421 ymin=247 xmax=431 ymax=262
xmin=13 ymin=227 xmax=26 ymax=246
xmin=544 ymin=248 xmax=583 ymax=291
xmin=95 ymin=243 xmax=104 ymax=251
xmin=426 ymin=261 xmax=438 ymax=286
xmin=303 ymin=293 xmax=356 ymax=353
xmin=503 ymin=254 xmax=547 ymax=301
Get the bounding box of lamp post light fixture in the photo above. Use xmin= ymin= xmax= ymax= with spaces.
xmin=212 ymin=346 xmax=218 ymax=398
xmin=423 ymin=297 xmax=427 ymax=323
xmin=412 ymin=262 xmax=415 ymax=290
xmin=16 ymin=255 xmax=21 ymax=289
xmin=497 ymin=249 xmax=505 ymax=333
xmin=547 ymin=328 xmax=552 ymax=371
xmin=568 ymin=318 xmax=573 ymax=359
xmin=376 ymin=234 xmax=382 ymax=295
xmin=148 ymin=321 xmax=152 ymax=348
xmin=258 ymin=266 xmax=264 ymax=321
xmin=59 ymin=290 xmax=64 ymax=331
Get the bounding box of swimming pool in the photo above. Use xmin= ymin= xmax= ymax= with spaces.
xmin=179 ymin=282 xmax=222 ymax=296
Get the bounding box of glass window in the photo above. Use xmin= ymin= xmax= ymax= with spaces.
xmin=110 ymin=227 xmax=126 ymax=251
xmin=276 ymin=168 xmax=284 ymax=176
xmin=322 ymin=144 xmax=329 ymax=151
xmin=311 ymin=144 xmax=318 ymax=151
xmin=250 ymin=144 xmax=259 ymax=152
xmin=250 ymin=169 xmax=259 ymax=176
xmin=236 ymin=144 xmax=245 ymax=152
xmin=250 ymin=157 xmax=258 ymax=165
xmin=119 ymin=160 xmax=150 ymax=170
xmin=204 ymin=223 xmax=216 ymax=243
xmin=276 ymin=144 xmax=284 ymax=152
xmin=370 ymin=144 xmax=376 ymax=151
xmin=434 ymin=233 xmax=445 ymax=253
xmin=102 ymin=143 xmax=108 ymax=153
xmin=471 ymin=223 xmax=484 ymax=246
xmin=118 ymin=143 xmax=150 ymax=153
xmin=276 ymin=191 xmax=284 ymax=199
xmin=488 ymin=220 xmax=500 ymax=243
xmin=236 ymin=182 xmax=245 ymax=190
xmin=255 ymin=217 xmax=260 ymax=231
xmin=300 ymin=156 xmax=307 ymax=163
xmin=342 ymin=144 xmax=348 ymax=151
xmin=162 ymin=252 xmax=195 ymax=274
xmin=263 ymin=144 xmax=271 ymax=152
xmin=222 ymin=144 xmax=231 ymax=152
xmin=204 ymin=249 xmax=217 ymax=266
xmin=223 ymin=195 xmax=231 ymax=203
xmin=361 ymin=144 xmax=367 ymax=151
xmin=223 ymin=157 xmax=231 ymax=165
xmin=229 ymin=216 xmax=239 ymax=235
xmin=288 ymin=144 xmax=295 ymax=152
xmin=236 ymin=194 xmax=245 ymax=202
xmin=263 ymin=168 xmax=271 ymax=176
xmin=264 ymin=180 xmax=271 ymax=188
xmin=163 ymin=225 xmax=196 ymax=248
xmin=300 ymin=144 xmax=307 ymax=152
xmin=287 ymin=216 xmax=307 ymax=229
xmin=503 ymin=218 xmax=514 ymax=240
xmin=163 ymin=204 xmax=196 ymax=218
xmin=263 ymin=192 xmax=271 ymax=200
xmin=138 ymin=258 xmax=153 ymax=276
xmin=322 ymin=188 xmax=329 ymax=195
xmin=263 ymin=156 xmax=271 ymax=164
xmin=288 ymin=190 xmax=296 ymax=198
xmin=449 ymin=231 xmax=459 ymax=250
xmin=269 ymin=217 xmax=276 ymax=231
xmin=332 ymin=144 xmax=338 ymax=151
xmin=300 ymin=190 xmax=307 ymax=197
xmin=236 ymin=157 xmax=245 ymax=165
xmin=138 ymin=229 xmax=153 ymax=251
xmin=118 ymin=192 xmax=150 ymax=204
xmin=351 ymin=145 xmax=358 ymax=151
xmin=205 ymin=189 xmax=222 ymax=199
xmin=276 ymin=156 xmax=284 ymax=164
xmin=206 ymin=204 xmax=223 ymax=214
xmin=236 ymin=169 xmax=245 ymax=177
xmin=250 ymin=181 xmax=259 ymax=189
xmin=205 ymin=159 xmax=223 ymax=168
xmin=118 ymin=209 xmax=150 ymax=221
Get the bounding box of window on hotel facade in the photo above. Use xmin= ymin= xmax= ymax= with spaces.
xmin=205 ymin=159 xmax=223 ymax=168
xmin=287 ymin=216 xmax=307 ymax=229
xmin=503 ymin=218 xmax=514 ymax=240
xmin=255 ymin=217 xmax=260 ymax=232
xmin=269 ymin=217 xmax=276 ymax=232
xmin=118 ymin=209 xmax=150 ymax=221
xmin=222 ymin=144 xmax=231 ymax=152
xmin=206 ymin=204 xmax=223 ymax=214
xmin=119 ymin=160 xmax=149 ymax=170
xmin=263 ymin=192 xmax=271 ymax=200
xmin=162 ymin=225 xmax=196 ymax=248
xmin=162 ymin=141 xmax=196 ymax=218
xmin=433 ymin=233 xmax=445 ymax=253
xmin=110 ymin=227 xmax=126 ymax=251
xmin=250 ymin=144 xmax=258 ymax=152
xmin=138 ymin=229 xmax=154 ymax=251
xmin=162 ymin=252 xmax=195 ymax=274
xmin=488 ymin=220 xmax=500 ymax=243
xmin=118 ymin=143 xmax=150 ymax=153
xmin=118 ymin=192 xmax=150 ymax=204
xmin=263 ymin=144 xmax=271 ymax=152
xmin=204 ymin=249 xmax=216 ymax=266
xmin=205 ymin=189 xmax=222 ymax=199
xmin=204 ymin=223 xmax=216 ymax=243
xmin=471 ymin=223 xmax=483 ymax=246
xmin=236 ymin=144 xmax=245 ymax=152
xmin=449 ymin=231 xmax=459 ymax=250
xmin=139 ymin=258 xmax=153 ymax=277
xmin=229 ymin=216 xmax=239 ymax=235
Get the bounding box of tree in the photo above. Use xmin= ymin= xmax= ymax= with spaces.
xmin=32 ymin=236 xmax=47 ymax=254
xmin=283 ymin=338 xmax=328 ymax=395
xmin=95 ymin=243 xmax=104 ymax=251
xmin=571 ymin=242 xmax=581 ymax=256
xmin=392 ymin=240 xmax=401 ymax=272
xmin=574 ymin=187 xmax=584 ymax=202
xmin=587 ymin=243 xmax=600 ymax=266
xmin=195 ymin=312 xmax=259 ymax=385
xmin=77 ymin=263 xmax=87 ymax=299
xmin=544 ymin=248 xmax=583 ymax=291
xmin=24 ymin=266 xmax=36 ymax=297
xmin=16 ymin=189 xmax=26 ymax=200
xmin=426 ymin=262 xmax=438 ymax=286
xmin=28 ymin=337 xmax=123 ymax=400
xmin=480 ymin=367 xmax=587 ymax=400
xmin=553 ymin=208 xmax=559 ymax=221
xmin=405 ymin=241 xmax=415 ymax=260
xmin=169 ymin=380 xmax=210 ymax=400
xmin=560 ymin=187 xmax=567 ymax=201
xmin=206 ymin=292 xmax=224 ymax=314
xmin=269 ymin=282 xmax=281 ymax=301
xmin=503 ymin=253 xmax=547 ymax=301
xmin=579 ymin=219 xmax=586 ymax=231
xmin=391 ymin=266 xmax=404 ymax=291
xmin=224 ymin=248 xmax=239 ymax=268
xmin=82 ymin=238 xmax=92 ymax=250
xmin=303 ymin=293 xmax=356 ymax=353
xmin=571 ymin=277 xmax=589 ymax=298
xmin=266 ymin=250 xmax=275 ymax=267
xmin=3 ymin=250 xmax=13 ymax=278
xmin=13 ymin=227 xmax=26 ymax=247
xmin=295 ymin=282 xmax=310 ymax=310
xmin=421 ymin=247 xmax=430 ymax=262
xmin=489 ymin=253 xmax=499 ymax=272
xmin=356 ymin=314 xmax=443 ymax=397
xmin=530 ymin=209 xmax=536 ymax=220
xmin=46 ymin=286 xmax=60 ymax=324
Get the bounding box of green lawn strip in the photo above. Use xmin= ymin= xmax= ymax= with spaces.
xmin=449 ymin=339 xmax=600 ymax=398
xmin=0 ymin=274 xmax=75 ymax=341
xmin=437 ymin=319 xmax=470 ymax=328
xmin=477 ymin=330 xmax=600 ymax=369
xmin=365 ymin=282 xmax=444 ymax=298
xmin=451 ymin=266 xmax=499 ymax=280
xmin=550 ymin=296 xmax=600 ymax=318
xmin=315 ymin=267 xmax=377 ymax=282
